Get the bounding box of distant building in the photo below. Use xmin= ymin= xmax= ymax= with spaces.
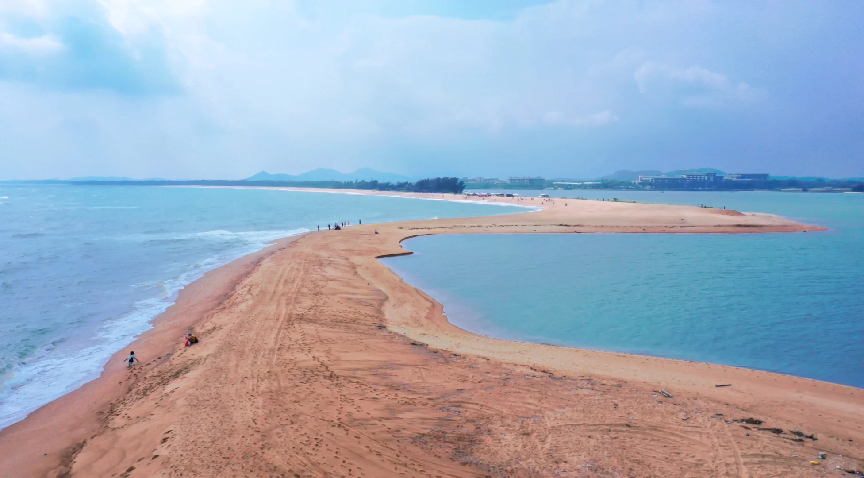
xmin=726 ymin=173 xmax=769 ymax=181
xmin=509 ymin=176 xmax=546 ymax=187
xmin=683 ymin=172 xmax=724 ymax=182
xmin=638 ymin=176 xmax=687 ymax=186
xmin=462 ymin=177 xmax=507 ymax=184
xmin=552 ymin=181 xmax=602 ymax=189
xmin=638 ymin=171 xmax=772 ymax=189
xmin=639 ymin=172 xmax=724 ymax=186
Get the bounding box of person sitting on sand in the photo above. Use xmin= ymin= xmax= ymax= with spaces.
xmin=125 ymin=351 xmax=138 ymax=368
xmin=185 ymin=333 xmax=199 ymax=346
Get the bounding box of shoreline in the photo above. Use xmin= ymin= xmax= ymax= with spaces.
xmin=3 ymin=190 xmax=858 ymax=478
xmin=0 ymin=234 xmax=305 ymax=476
xmin=0 ymin=229 xmax=310 ymax=432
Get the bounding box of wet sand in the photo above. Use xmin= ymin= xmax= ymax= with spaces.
xmin=2 ymin=192 xmax=862 ymax=478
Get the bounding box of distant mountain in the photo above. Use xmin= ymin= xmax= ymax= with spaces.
xmin=245 ymin=171 xmax=303 ymax=181
xmin=600 ymin=170 xmax=663 ymax=182
xmin=246 ymin=168 xmax=412 ymax=183
xmin=664 ymin=168 xmax=727 ymax=176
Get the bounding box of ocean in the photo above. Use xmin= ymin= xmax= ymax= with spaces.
xmin=382 ymin=190 xmax=864 ymax=388
xmin=0 ymin=185 xmax=520 ymax=429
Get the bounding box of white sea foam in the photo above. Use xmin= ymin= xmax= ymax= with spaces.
xmin=0 ymin=227 xmax=309 ymax=430
xmin=182 ymin=229 xmax=308 ymax=243
xmin=117 ymin=228 xmax=308 ymax=245
xmin=0 ymin=291 xmax=171 ymax=428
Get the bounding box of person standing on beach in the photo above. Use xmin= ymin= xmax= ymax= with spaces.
xmin=125 ymin=351 xmax=138 ymax=368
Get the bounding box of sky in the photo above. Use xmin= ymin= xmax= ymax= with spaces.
xmin=0 ymin=0 xmax=862 ymax=180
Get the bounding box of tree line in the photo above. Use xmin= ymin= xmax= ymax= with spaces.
xmin=302 ymin=177 xmax=465 ymax=194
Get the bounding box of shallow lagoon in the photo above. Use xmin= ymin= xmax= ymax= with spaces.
xmin=383 ymin=191 xmax=864 ymax=387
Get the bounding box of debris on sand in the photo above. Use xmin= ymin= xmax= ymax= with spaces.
xmin=737 ymin=418 xmax=764 ymax=425
xmin=756 ymin=427 xmax=784 ymax=434
xmin=791 ymin=430 xmax=818 ymax=440
xmin=837 ymin=466 xmax=863 ymax=475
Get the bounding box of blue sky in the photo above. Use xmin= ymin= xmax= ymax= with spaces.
xmin=0 ymin=0 xmax=862 ymax=180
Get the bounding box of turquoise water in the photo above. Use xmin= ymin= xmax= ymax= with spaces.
xmin=382 ymin=191 xmax=864 ymax=388
xmin=0 ymin=185 xmax=521 ymax=428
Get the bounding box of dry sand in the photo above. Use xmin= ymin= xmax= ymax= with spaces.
xmin=2 ymin=192 xmax=862 ymax=478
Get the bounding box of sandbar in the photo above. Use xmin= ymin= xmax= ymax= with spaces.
xmin=2 ymin=191 xmax=861 ymax=478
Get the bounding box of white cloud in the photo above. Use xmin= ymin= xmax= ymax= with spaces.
xmin=0 ymin=0 xmax=50 ymax=18
xmin=634 ymin=61 xmax=762 ymax=107
xmin=634 ymin=62 xmax=727 ymax=92
xmin=100 ymin=0 xmax=209 ymax=35
xmin=2 ymin=0 xmax=857 ymax=179
xmin=0 ymin=32 xmax=63 ymax=54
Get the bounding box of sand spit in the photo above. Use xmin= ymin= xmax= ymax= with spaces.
xmin=3 ymin=193 xmax=861 ymax=478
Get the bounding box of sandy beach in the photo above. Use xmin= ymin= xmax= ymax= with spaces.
xmin=2 ymin=191 xmax=861 ymax=478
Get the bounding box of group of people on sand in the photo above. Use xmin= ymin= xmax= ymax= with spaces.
xmin=124 ymin=333 xmax=199 ymax=368
xmin=318 ymin=219 xmax=361 ymax=231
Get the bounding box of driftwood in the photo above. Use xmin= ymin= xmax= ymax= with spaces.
xmin=756 ymin=427 xmax=784 ymax=434
xmin=735 ymin=418 xmax=764 ymax=425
